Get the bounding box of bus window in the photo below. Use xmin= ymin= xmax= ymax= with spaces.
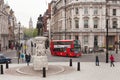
xmin=53 ymin=48 xmax=66 ymax=52
xmin=59 ymin=48 xmax=66 ymax=52
xmin=53 ymin=48 xmax=60 ymax=51
xmin=54 ymin=41 xmax=72 ymax=45
xmin=74 ymin=40 xmax=81 ymax=53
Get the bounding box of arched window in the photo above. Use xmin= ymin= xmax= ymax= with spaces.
xmin=75 ymin=19 xmax=79 ymax=28
xmin=94 ymin=19 xmax=98 ymax=28
xmin=84 ymin=20 xmax=88 ymax=28
xmin=93 ymin=17 xmax=99 ymax=28
xmin=112 ymin=18 xmax=117 ymax=29
xmin=112 ymin=20 xmax=117 ymax=28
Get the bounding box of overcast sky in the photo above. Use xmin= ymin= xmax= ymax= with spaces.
xmin=4 ymin=0 xmax=52 ymax=28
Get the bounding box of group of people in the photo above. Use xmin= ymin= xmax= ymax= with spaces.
xmin=95 ymin=54 xmax=115 ymax=67
xmin=18 ymin=52 xmax=31 ymax=65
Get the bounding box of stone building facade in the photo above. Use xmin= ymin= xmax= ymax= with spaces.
xmin=50 ymin=0 xmax=120 ymax=51
xmin=8 ymin=9 xmax=17 ymax=48
xmin=43 ymin=3 xmax=51 ymax=37
xmin=106 ymin=0 xmax=120 ymax=50
xmin=0 ymin=0 xmax=17 ymax=50
xmin=0 ymin=0 xmax=9 ymax=50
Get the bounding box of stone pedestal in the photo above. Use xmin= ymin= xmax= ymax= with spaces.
xmin=33 ymin=36 xmax=48 ymax=70
xmin=33 ymin=56 xmax=48 ymax=70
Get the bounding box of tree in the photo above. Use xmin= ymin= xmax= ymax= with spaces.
xmin=23 ymin=28 xmax=38 ymax=39
xmin=33 ymin=29 xmax=38 ymax=37
xmin=24 ymin=28 xmax=32 ymax=38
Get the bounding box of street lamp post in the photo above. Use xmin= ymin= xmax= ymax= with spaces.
xmin=12 ymin=18 xmax=15 ymax=46
xmin=64 ymin=0 xmax=66 ymax=40
xmin=106 ymin=1 xmax=109 ymax=63
xmin=106 ymin=19 xmax=109 ymax=63
xmin=18 ymin=22 xmax=21 ymax=64
xmin=18 ymin=22 xmax=21 ymax=45
xmin=115 ymin=25 xmax=118 ymax=54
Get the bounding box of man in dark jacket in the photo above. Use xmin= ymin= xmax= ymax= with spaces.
xmin=25 ymin=54 xmax=31 ymax=66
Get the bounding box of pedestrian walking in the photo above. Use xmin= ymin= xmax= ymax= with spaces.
xmin=18 ymin=51 xmax=20 ymax=59
xmin=95 ymin=55 xmax=99 ymax=66
xmin=20 ymin=52 xmax=25 ymax=62
xmin=6 ymin=46 xmax=7 ymax=50
xmin=25 ymin=54 xmax=28 ymax=62
xmin=17 ymin=51 xmax=20 ymax=64
xmin=110 ymin=54 xmax=115 ymax=67
xmin=45 ymin=39 xmax=49 ymax=49
xmin=28 ymin=54 xmax=31 ymax=62
xmin=25 ymin=53 xmax=31 ymax=66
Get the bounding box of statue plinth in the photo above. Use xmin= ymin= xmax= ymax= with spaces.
xmin=33 ymin=36 xmax=48 ymax=70
xmin=33 ymin=56 xmax=48 ymax=70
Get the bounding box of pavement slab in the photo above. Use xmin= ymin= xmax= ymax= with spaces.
xmin=1 ymin=62 xmax=120 ymax=80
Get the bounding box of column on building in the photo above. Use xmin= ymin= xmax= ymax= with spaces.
xmin=89 ymin=33 xmax=94 ymax=49
xmin=89 ymin=6 xmax=93 ymax=29
xmin=71 ymin=6 xmax=74 ymax=40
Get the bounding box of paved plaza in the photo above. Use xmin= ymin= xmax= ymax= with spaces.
xmin=0 ymin=62 xmax=120 ymax=80
xmin=1 ymin=49 xmax=120 ymax=80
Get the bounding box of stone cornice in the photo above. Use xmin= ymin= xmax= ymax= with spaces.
xmin=54 ymin=1 xmax=106 ymax=11
xmin=72 ymin=2 xmax=106 ymax=5
xmin=107 ymin=4 xmax=120 ymax=7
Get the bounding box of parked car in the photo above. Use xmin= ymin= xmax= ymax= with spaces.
xmin=0 ymin=54 xmax=12 ymax=64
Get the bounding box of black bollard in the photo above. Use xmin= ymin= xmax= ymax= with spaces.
xmin=43 ymin=67 xmax=46 ymax=78
xmin=1 ymin=65 xmax=4 ymax=74
xmin=69 ymin=59 xmax=72 ymax=67
xmin=6 ymin=61 xmax=9 ymax=69
xmin=77 ymin=62 xmax=80 ymax=71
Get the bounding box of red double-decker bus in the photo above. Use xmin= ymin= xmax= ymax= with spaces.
xmin=50 ymin=40 xmax=82 ymax=57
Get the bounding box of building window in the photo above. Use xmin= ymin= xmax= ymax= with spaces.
xmin=94 ymin=35 xmax=98 ymax=47
xmin=94 ymin=20 xmax=98 ymax=28
xmin=75 ymin=7 xmax=79 ymax=14
xmin=94 ymin=8 xmax=98 ymax=15
xmin=84 ymin=35 xmax=88 ymax=44
xmin=112 ymin=21 xmax=117 ymax=28
xmin=113 ymin=9 xmax=116 ymax=16
xmin=75 ymin=19 xmax=79 ymax=28
xmin=75 ymin=35 xmax=79 ymax=40
xmin=69 ymin=35 xmax=71 ymax=39
xmin=84 ymin=20 xmax=88 ymax=28
xmin=70 ymin=20 xmax=72 ymax=28
xmin=84 ymin=7 xmax=88 ymax=14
